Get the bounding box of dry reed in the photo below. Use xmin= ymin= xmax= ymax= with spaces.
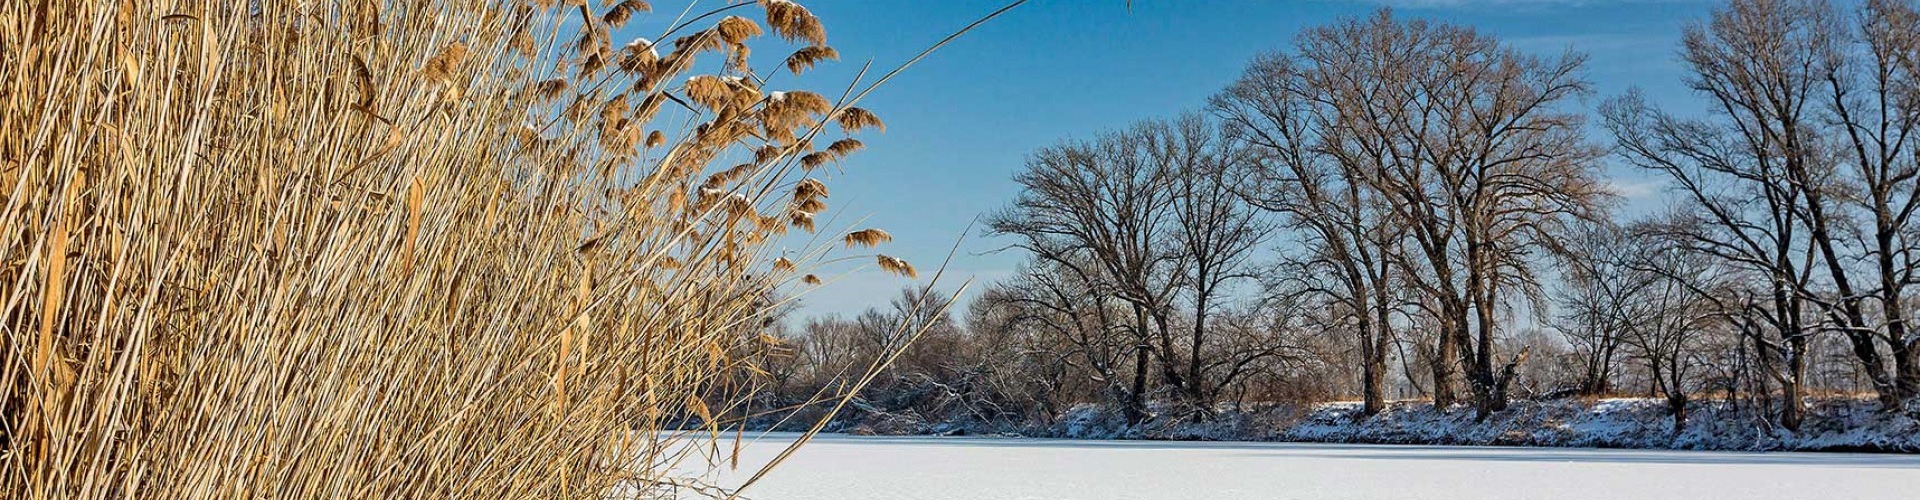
xmin=0 ymin=0 xmax=965 ymax=497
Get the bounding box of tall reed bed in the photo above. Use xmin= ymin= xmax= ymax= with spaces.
xmin=0 ymin=0 xmax=933 ymax=497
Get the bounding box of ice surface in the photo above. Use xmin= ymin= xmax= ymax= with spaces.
xmin=699 ymin=432 xmax=1920 ymax=500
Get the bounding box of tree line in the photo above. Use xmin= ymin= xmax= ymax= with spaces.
xmin=755 ymin=0 xmax=1920 ymax=433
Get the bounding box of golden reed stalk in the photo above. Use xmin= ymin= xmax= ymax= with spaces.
xmin=0 ymin=0 xmax=927 ymax=497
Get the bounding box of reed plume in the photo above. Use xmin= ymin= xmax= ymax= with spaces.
xmin=0 ymin=0 xmax=924 ymax=497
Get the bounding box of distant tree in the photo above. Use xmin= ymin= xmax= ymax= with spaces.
xmin=1621 ymin=221 xmax=1732 ymax=431
xmin=982 ymin=259 xmax=1139 ymax=417
xmin=1551 ymin=220 xmax=1639 ymax=396
xmin=965 ymin=284 xmax=1089 ymax=422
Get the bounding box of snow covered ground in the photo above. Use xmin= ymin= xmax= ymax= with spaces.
xmin=699 ymin=432 xmax=1920 ymax=500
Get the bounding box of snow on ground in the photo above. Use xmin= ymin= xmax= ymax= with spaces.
xmin=699 ymin=432 xmax=1920 ymax=500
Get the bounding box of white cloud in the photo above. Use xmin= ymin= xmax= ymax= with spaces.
xmin=1604 ymin=177 xmax=1667 ymax=199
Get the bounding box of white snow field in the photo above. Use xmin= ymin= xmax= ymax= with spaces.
xmin=700 ymin=432 xmax=1920 ymax=500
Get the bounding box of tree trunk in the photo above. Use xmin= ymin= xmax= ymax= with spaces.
xmin=1359 ymin=321 xmax=1381 ymax=415
xmin=1431 ymin=317 xmax=1459 ymax=410
xmin=1127 ymin=341 xmax=1149 ymax=425
xmin=1583 ymin=327 xmax=1617 ymax=396
xmin=1781 ymin=347 xmax=1806 ymax=432
xmin=1188 ymin=292 xmax=1210 ymax=406
xmin=1466 ymin=239 xmax=1506 ymax=419
xmin=1361 ymin=312 xmax=1388 ymax=416
xmin=1844 ymin=332 xmax=1900 ymax=409
xmin=1668 ymin=393 xmax=1689 ymax=433
xmin=1137 ymin=304 xmax=1185 ymax=397
xmin=1580 ymin=336 xmax=1608 ymax=396
xmin=1474 ymin=304 xmax=1507 ymax=418
xmin=1875 ymin=225 xmax=1914 ymax=410
xmin=1896 ymin=341 xmax=1920 ymax=405
xmin=1364 ymin=256 xmax=1394 ymax=416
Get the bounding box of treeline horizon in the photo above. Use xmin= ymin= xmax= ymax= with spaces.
xmin=748 ymin=0 xmax=1920 ymax=435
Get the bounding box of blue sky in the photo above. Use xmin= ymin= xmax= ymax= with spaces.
xmin=736 ymin=0 xmax=1718 ymax=318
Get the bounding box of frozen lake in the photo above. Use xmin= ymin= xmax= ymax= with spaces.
xmin=701 ymin=432 xmax=1920 ymax=500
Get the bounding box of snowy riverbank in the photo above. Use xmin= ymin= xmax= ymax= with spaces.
xmin=1277 ymin=398 xmax=1920 ymax=452
xmin=784 ymin=397 xmax=1920 ymax=452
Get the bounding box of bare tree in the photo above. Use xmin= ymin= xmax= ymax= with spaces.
xmin=985 ymin=259 xmax=1138 ymax=417
xmin=1551 ymin=220 xmax=1640 ymax=396
xmin=1812 ymin=0 xmax=1920 ymax=407
xmin=1212 ymin=51 xmax=1409 ymax=415
xmin=1603 ymin=0 xmax=1887 ymax=427
xmin=1215 ymin=11 xmax=1605 ymax=417
xmin=1160 ymin=114 xmax=1277 ymax=405
xmin=1606 ymin=88 xmax=1822 ymax=429
xmin=986 ymin=127 xmax=1186 ymax=421
xmin=1621 ymin=222 xmax=1730 ymax=431
xmin=967 ymin=282 xmax=1097 ymax=423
